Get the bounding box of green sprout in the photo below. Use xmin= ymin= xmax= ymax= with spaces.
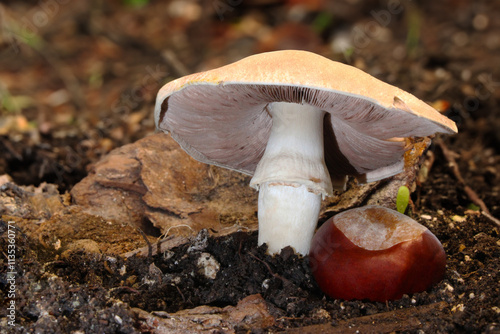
xmin=396 ymin=185 xmax=410 ymax=214
xmin=312 ymin=12 xmax=333 ymax=34
xmin=0 ymin=87 xmax=33 ymax=114
xmin=342 ymin=47 xmax=354 ymax=63
xmin=405 ymin=6 xmax=422 ymax=58
xmin=466 ymin=203 xmax=480 ymax=211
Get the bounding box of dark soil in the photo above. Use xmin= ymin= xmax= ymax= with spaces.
xmin=1 ymin=202 xmax=499 ymax=333
xmin=1 ymin=0 xmax=499 ymax=333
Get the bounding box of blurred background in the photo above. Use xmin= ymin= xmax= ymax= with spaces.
xmin=0 ymin=0 xmax=499 ymax=193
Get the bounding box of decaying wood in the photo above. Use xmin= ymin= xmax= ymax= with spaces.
xmin=70 ymin=133 xmax=259 ymax=238
xmin=132 ymin=294 xmax=275 ymax=333
xmin=285 ymin=301 xmax=449 ymax=334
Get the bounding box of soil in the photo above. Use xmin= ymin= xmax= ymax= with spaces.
xmin=1 ymin=0 xmax=499 ymax=333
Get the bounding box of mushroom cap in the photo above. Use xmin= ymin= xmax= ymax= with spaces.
xmin=155 ymin=50 xmax=457 ymax=185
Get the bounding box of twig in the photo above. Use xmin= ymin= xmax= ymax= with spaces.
xmin=436 ymin=139 xmax=500 ymax=227
xmin=248 ymin=252 xmax=291 ymax=285
xmin=162 ymin=49 xmax=190 ymax=77
xmin=482 ymin=211 xmax=500 ymax=227
xmin=175 ymin=284 xmax=186 ymax=303
xmin=0 ymin=137 xmax=23 ymax=161
xmin=136 ymin=227 xmax=153 ymax=258
xmin=122 ymin=235 xmax=189 ymax=258
xmin=161 ymin=224 xmax=194 ymax=239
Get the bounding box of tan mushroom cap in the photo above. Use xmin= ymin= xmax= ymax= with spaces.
xmin=155 ymin=50 xmax=457 ymax=187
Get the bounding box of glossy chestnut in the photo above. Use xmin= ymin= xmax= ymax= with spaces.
xmin=309 ymin=206 xmax=446 ymax=301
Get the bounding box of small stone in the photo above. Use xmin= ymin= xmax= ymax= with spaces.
xmin=114 ymin=315 xmax=123 ymax=325
xmin=452 ymin=215 xmax=467 ymax=222
xmin=197 ymin=252 xmax=220 ymax=280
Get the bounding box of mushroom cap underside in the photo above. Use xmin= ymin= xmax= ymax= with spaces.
xmin=155 ymin=50 xmax=457 ymax=184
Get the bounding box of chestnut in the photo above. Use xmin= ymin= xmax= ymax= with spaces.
xmin=309 ymin=205 xmax=446 ymax=301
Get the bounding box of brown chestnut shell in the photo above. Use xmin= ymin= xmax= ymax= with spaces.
xmin=309 ymin=206 xmax=446 ymax=301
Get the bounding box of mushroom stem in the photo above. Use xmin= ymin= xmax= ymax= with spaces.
xmin=250 ymin=102 xmax=332 ymax=255
xmin=257 ymin=182 xmax=321 ymax=255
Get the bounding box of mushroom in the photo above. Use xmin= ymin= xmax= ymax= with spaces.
xmin=154 ymin=50 xmax=457 ymax=255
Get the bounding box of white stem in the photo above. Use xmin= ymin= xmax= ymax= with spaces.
xmin=250 ymin=102 xmax=332 ymax=255
xmin=257 ymin=182 xmax=321 ymax=255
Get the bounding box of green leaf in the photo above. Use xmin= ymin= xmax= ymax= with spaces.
xmin=396 ymin=186 xmax=410 ymax=214
xmin=122 ymin=0 xmax=149 ymax=8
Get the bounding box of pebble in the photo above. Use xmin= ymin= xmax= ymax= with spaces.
xmin=197 ymin=252 xmax=220 ymax=280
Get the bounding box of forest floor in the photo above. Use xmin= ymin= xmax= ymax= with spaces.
xmin=1 ymin=0 xmax=499 ymax=333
